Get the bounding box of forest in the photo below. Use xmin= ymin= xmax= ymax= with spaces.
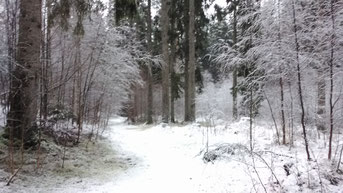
xmin=1 ymin=0 xmax=343 ymax=192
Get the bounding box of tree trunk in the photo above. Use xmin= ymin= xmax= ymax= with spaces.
xmin=146 ymin=0 xmax=153 ymax=124
xmin=292 ymin=0 xmax=310 ymax=160
xmin=263 ymin=90 xmax=280 ymax=144
xmin=57 ymin=32 xmax=66 ymax=106
xmin=280 ymin=77 xmax=286 ymax=145
xmin=277 ymin=0 xmax=286 ymax=145
xmin=184 ymin=0 xmax=190 ymax=122
xmin=170 ymin=17 xmax=177 ymax=123
xmin=41 ymin=0 xmax=51 ymax=123
xmin=317 ymin=68 xmax=326 ymax=132
xmin=249 ymin=89 xmax=253 ymax=151
xmin=7 ymin=0 xmax=42 ymax=147
xmin=188 ymin=0 xmax=196 ymax=122
xmin=288 ymin=80 xmax=295 ymax=147
xmin=232 ymin=8 xmax=238 ymax=120
xmin=315 ymin=0 xmax=327 ymax=133
xmin=75 ymin=35 xmax=83 ymax=143
xmin=161 ymin=0 xmax=170 ymax=123
xmin=328 ymin=0 xmax=336 ymax=160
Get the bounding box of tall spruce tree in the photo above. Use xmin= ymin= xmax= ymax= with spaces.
xmin=6 ymin=0 xmax=42 ymax=146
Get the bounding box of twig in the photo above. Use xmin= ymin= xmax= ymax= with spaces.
xmin=251 ymin=153 xmax=268 ymax=193
xmin=310 ymin=148 xmax=325 ymax=193
xmin=263 ymin=90 xmax=280 ymax=145
xmin=6 ymin=164 xmax=23 ymax=186
xmin=253 ymin=152 xmax=281 ymax=186
xmin=258 ymin=150 xmax=294 ymax=159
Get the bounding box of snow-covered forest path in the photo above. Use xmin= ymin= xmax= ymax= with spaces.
xmin=2 ymin=117 xmax=342 ymax=193
xmin=99 ymin=117 xmax=253 ymax=193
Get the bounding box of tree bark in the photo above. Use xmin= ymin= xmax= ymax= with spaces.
xmin=280 ymin=77 xmax=286 ymax=145
xmin=184 ymin=0 xmax=190 ymax=122
xmin=146 ymin=0 xmax=153 ymax=124
xmin=277 ymin=0 xmax=286 ymax=145
xmin=188 ymin=0 xmax=196 ymax=121
xmin=170 ymin=16 xmax=177 ymax=123
xmin=7 ymin=0 xmax=42 ymax=146
xmin=161 ymin=0 xmax=170 ymax=123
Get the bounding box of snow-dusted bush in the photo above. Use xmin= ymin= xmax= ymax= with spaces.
xmin=196 ymin=72 xmax=234 ymax=122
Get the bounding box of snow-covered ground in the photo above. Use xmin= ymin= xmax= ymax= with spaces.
xmin=101 ymin=117 xmax=342 ymax=193
xmin=100 ymin=118 xmax=261 ymax=193
xmin=1 ymin=117 xmax=342 ymax=192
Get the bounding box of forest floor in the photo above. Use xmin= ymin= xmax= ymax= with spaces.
xmin=1 ymin=116 xmax=343 ymax=192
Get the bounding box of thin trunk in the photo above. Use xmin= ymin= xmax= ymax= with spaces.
xmin=147 ymin=65 xmax=153 ymax=124
xmin=57 ymin=32 xmax=66 ymax=105
xmin=43 ymin=1 xmax=51 ymax=122
xmin=249 ymin=89 xmax=253 ymax=151
xmin=288 ymin=80 xmax=295 ymax=148
xmin=280 ymin=77 xmax=286 ymax=145
xmin=328 ymin=0 xmax=336 ymax=160
xmin=71 ymin=72 xmax=76 ymax=124
xmin=184 ymin=0 xmax=190 ymax=122
xmin=38 ymin=0 xmax=51 ymax=168
xmin=75 ymin=35 xmax=82 ymax=143
xmin=277 ymin=0 xmax=286 ymax=145
xmin=5 ymin=0 xmax=17 ymax=171
xmin=170 ymin=19 xmax=177 ymax=123
xmin=188 ymin=0 xmax=196 ymax=122
xmin=263 ymin=90 xmax=280 ymax=144
xmin=292 ymin=0 xmax=310 ymax=160
xmin=146 ymin=0 xmax=153 ymax=124
xmin=161 ymin=0 xmax=170 ymax=123
xmin=317 ymin=68 xmax=326 ymax=132
xmin=232 ymin=8 xmax=238 ymax=120
xmin=317 ymin=0 xmax=327 ymax=133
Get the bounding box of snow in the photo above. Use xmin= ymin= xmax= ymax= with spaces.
xmin=1 ymin=117 xmax=343 ymax=192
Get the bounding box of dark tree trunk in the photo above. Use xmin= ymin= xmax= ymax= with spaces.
xmin=292 ymin=0 xmax=310 ymax=160
xmin=249 ymin=89 xmax=253 ymax=151
xmin=146 ymin=0 xmax=153 ymax=124
xmin=161 ymin=0 xmax=170 ymax=123
xmin=184 ymin=0 xmax=190 ymax=122
xmin=188 ymin=0 xmax=196 ymax=122
xmin=7 ymin=0 xmax=42 ymax=147
xmin=170 ymin=19 xmax=177 ymax=123
xmin=280 ymin=77 xmax=286 ymax=145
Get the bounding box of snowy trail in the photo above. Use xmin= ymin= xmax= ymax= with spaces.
xmin=103 ymin=118 xmax=201 ymax=193
xmin=90 ymin=117 xmax=253 ymax=193
xmin=4 ymin=117 xmax=338 ymax=192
